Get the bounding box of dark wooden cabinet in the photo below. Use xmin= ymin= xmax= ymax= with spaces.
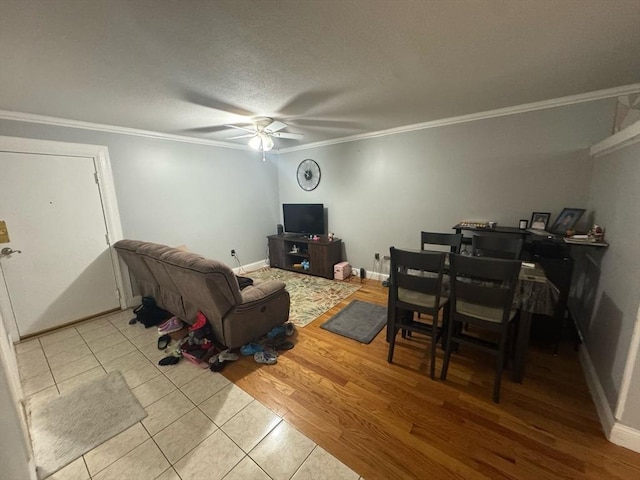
xmin=267 ymin=235 xmax=342 ymax=279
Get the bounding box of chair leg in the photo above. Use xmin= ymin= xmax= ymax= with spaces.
xmin=440 ymin=318 xmax=456 ymax=380
xmin=430 ymin=327 xmax=437 ymax=379
xmin=494 ymin=332 xmax=508 ymax=403
xmin=387 ymin=328 xmax=397 ymax=363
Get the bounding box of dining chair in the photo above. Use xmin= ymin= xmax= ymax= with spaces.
xmin=420 ymin=231 xmax=463 ymax=253
xmin=472 ymin=235 xmax=523 ymax=260
xmin=440 ymin=253 xmax=521 ymax=402
xmin=387 ymin=247 xmax=448 ymax=379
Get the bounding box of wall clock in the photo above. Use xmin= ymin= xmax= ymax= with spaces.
xmin=296 ymin=159 xmax=321 ymax=191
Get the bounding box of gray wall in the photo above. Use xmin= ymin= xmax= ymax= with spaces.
xmin=0 ymin=120 xmax=280 ymax=265
xmin=583 ymin=141 xmax=640 ymax=428
xmin=278 ymin=100 xmax=615 ymax=273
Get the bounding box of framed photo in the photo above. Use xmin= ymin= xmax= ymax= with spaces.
xmin=530 ymin=212 xmax=550 ymax=230
xmin=549 ymin=208 xmax=585 ymax=235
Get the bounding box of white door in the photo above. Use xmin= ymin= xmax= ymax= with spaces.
xmin=0 ymin=151 xmax=120 ymax=336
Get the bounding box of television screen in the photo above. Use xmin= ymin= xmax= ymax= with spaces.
xmin=283 ymin=203 xmax=325 ymax=235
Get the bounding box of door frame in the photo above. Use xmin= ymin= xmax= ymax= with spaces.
xmin=0 ymin=136 xmax=127 ymax=340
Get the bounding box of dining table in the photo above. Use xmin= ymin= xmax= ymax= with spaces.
xmin=511 ymin=261 xmax=559 ymax=382
xmin=387 ymin=254 xmax=560 ymax=383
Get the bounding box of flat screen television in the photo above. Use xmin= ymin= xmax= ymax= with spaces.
xmin=283 ymin=203 xmax=325 ymax=235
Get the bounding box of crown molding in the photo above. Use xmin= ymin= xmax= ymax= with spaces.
xmin=0 ymin=110 xmax=251 ymax=150
xmin=280 ymin=83 xmax=640 ymax=153
xmin=590 ymin=120 xmax=640 ymax=157
xmin=2 ymin=83 xmax=638 ymax=154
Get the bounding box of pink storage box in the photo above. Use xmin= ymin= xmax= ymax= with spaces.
xmin=334 ymin=261 xmax=351 ymax=280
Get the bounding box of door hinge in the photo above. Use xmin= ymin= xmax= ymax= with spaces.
xmin=93 ymin=172 xmax=99 ymax=184
xmin=115 ymin=288 xmax=121 ymax=299
xmin=105 ymin=233 xmax=110 ymax=245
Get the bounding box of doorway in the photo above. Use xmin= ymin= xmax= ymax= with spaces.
xmin=0 ymin=136 xmax=126 ymax=339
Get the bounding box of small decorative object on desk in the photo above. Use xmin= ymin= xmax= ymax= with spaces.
xmin=590 ymin=224 xmax=605 ymax=242
xmin=519 ymin=219 xmax=528 ymax=229
xmin=459 ymin=220 xmax=491 ymax=228
xmin=328 ymin=232 xmax=334 ymax=240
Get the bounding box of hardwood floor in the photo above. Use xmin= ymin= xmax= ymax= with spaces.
xmin=223 ymin=278 xmax=640 ymax=480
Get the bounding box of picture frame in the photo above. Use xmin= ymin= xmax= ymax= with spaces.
xmin=530 ymin=212 xmax=551 ymax=230
xmin=548 ymin=208 xmax=585 ymax=235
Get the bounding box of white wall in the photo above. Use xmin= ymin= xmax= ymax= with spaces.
xmin=278 ymin=100 xmax=615 ymax=273
xmin=0 ymin=120 xmax=280 ymax=265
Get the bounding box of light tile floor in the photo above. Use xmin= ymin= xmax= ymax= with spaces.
xmin=17 ymin=309 xmax=364 ymax=480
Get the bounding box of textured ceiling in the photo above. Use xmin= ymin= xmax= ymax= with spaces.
xmin=1 ymin=0 xmax=639 ymax=149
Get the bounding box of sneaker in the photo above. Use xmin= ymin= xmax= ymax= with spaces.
xmin=285 ymin=322 xmax=296 ymax=337
xmin=157 ymin=316 xmax=175 ymax=331
xmin=158 ymin=317 xmax=184 ymax=334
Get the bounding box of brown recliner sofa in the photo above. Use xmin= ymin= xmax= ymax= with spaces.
xmin=113 ymin=239 xmax=290 ymax=348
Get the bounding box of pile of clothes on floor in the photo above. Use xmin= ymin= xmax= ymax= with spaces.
xmin=153 ymin=311 xmax=296 ymax=371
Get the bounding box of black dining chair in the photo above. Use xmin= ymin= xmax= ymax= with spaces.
xmin=420 ymin=231 xmax=463 ymax=254
xmin=387 ymin=247 xmax=448 ymax=379
xmin=472 ymin=235 xmax=523 ymax=260
xmin=440 ymin=253 xmax=521 ymax=402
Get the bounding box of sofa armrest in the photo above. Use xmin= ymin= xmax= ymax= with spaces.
xmin=239 ymin=280 xmax=287 ymax=307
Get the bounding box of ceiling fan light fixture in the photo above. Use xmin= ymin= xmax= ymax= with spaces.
xmin=248 ymin=135 xmax=262 ymax=150
xmin=261 ymin=134 xmax=274 ymax=151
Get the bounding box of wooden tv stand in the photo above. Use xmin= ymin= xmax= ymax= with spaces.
xmin=267 ymin=234 xmax=342 ymax=279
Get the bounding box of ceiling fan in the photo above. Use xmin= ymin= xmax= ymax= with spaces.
xmin=226 ymin=117 xmax=304 ymax=160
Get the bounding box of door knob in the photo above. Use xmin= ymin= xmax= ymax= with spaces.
xmin=1 ymin=247 xmax=22 ymax=255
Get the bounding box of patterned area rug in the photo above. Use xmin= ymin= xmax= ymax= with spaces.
xmin=248 ymin=268 xmax=361 ymax=327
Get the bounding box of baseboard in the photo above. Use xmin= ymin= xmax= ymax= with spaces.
xmin=125 ymin=295 xmax=141 ymax=309
xmin=366 ymin=270 xmax=389 ymax=282
xmin=234 ymin=259 xmax=269 ymax=275
xmin=579 ymin=346 xmax=615 ymax=436
xmin=610 ymin=423 xmax=640 ymax=453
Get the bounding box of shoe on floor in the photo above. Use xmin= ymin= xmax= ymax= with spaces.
xmin=266 ymin=325 xmax=286 ymax=339
xmin=240 ymin=343 xmax=263 ymax=355
xmin=158 ymin=355 xmax=180 ymax=366
xmin=254 ymin=351 xmax=277 ymax=365
xmin=157 ymin=334 xmax=171 ymax=350
xmin=158 ymin=317 xmax=184 ymax=334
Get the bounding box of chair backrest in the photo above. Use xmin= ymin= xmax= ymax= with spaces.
xmin=472 ymin=235 xmax=523 ymax=260
xmin=389 ymin=247 xmax=446 ymax=312
xmin=449 ymin=254 xmax=521 ymax=325
xmin=420 ymin=231 xmax=463 ymax=253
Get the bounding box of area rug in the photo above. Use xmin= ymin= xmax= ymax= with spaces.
xmin=248 ymin=268 xmax=361 ymax=327
xmin=320 ymin=300 xmax=387 ymax=343
xmin=28 ymin=371 xmax=147 ymax=479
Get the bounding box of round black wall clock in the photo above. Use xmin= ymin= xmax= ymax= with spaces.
xmin=296 ymin=159 xmax=321 ymax=191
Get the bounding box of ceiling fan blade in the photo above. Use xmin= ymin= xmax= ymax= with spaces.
xmin=265 ymin=120 xmax=287 ymax=133
xmin=227 ymin=134 xmax=256 ymax=139
xmin=271 ymin=132 xmax=304 ymax=140
xmin=225 ymin=124 xmax=256 ymax=133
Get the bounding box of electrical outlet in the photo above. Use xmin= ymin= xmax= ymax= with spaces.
xmin=374 ymin=252 xmax=380 ymax=260
xmin=230 ymin=249 xmax=236 ymax=257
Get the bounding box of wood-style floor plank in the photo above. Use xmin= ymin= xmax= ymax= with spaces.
xmin=222 ymin=278 xmax=640 ymax=480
